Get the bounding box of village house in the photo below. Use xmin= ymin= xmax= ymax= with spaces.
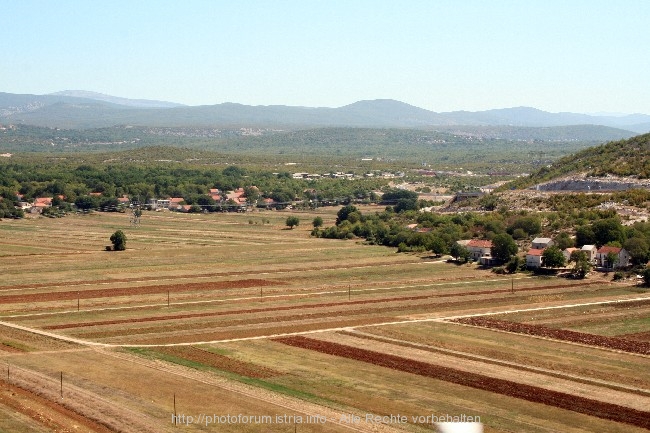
xmin=526 ymin=248 xmax=544 ymax=268
xmin=595 ymin=246 xmax=630 ymax=269
xmin=460 ymin=239 xmax=493 ymax=261
xmin=31 ymin=197 xmax=53 ymax=214
xmin=581 ymin=245 xmax=598 ymax=263
xmin=169 ymin=197 xmax=184 ymax=210
xmin=531 ymin=237 xmax=554 ymax=250
xmin=563 ymin=247 xmax=579 ymax=263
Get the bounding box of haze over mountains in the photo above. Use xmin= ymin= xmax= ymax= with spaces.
xmin=0 ymin=91 xmax=649 ymax=133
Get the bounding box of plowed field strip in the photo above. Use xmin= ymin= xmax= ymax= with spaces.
xmin=155 ymin=346 xmax=279 ymax=378
xmin=340 ymin=330 xmax=650 ymax=397
xmin=0 ymin=381 xmax=114 ymax=433
xmin=274 ymin=336 xmax=650 ymax=430
xmin=41 ymin=281 xmax=601 ymax=330
xmin=452 ymin=317 xmax=650 ymax=355
xmin=0 ymin=279 xmax=278 ymax=304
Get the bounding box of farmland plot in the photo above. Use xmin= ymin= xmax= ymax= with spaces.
xmin=0 ymin=211 xmax=648 ymax=432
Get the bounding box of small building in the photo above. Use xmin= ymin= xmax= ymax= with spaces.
xmin=169 ymin=197 xmax=184 ymax=209
xmin=465 ymin=239 xmax=493 ymax=261
xmin=595 ymin=246 xmax=630 ymax=269
xmin=526 ymin=248 xmax=545 ymax=268
xmin=532 ymin=237 xmax=554 ymax=250
xmin=581 ymin=245 xmax=598 ymax=263
xmin=563 ymin=247 xmax=579 ymax=263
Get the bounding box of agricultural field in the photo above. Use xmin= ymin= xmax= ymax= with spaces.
xmin=0 ymin=208 xmax=648 ymax=432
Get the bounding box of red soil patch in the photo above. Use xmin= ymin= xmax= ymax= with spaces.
xmin=621 ymin=331 xmax=650 ymax=342
xmin=452 ymin=317 xmax=650 ymax=355
xmin=274 ymin=336 xmax=650 ymax=430
xmin=0 ymin=381 xmax=114 ymax=433
xmin=0 ymin=278 xmax=278 ymax=304
xmin=0 ymin=343 xmax=24 ymax=353
xmin=155 ymin=346 xmax=278 ymax=378
xmin=43 ymin=280 xmax=601 ymax=330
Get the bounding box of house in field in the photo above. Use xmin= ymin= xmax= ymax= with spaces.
xmin=526 ymin=248 xmax=545 ymax=268
xmin=581 ymin=245 xmax=598 ymax=263
xmin=463 ymin=239 xmax=493 ymax=261
xmin=595 ymin=246 xmax=630 ymax=269
xmin=532 ymin=237 xmax=554 ymax=250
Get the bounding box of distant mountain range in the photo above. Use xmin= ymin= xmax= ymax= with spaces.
xmin=0 ymin=91 xmax=649 ymax=133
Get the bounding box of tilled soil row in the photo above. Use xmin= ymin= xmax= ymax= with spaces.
xmin=452 ymin=317 xmax=650 ymax=355
xmin=0 ymin=278 xmax=278 ymax=304
xmin=153 ymin=346 xmax=279 ymax=378
xmin=42 ymin=280 xmax=601 ymax=330
xmin=274 ymin=336 xmax=650 ymax=430
xmin=0 ymin=381 xmax=114 ymax=433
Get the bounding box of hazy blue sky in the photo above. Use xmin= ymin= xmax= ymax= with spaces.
xmin=3 ymin=0 xmax=649 ymax=113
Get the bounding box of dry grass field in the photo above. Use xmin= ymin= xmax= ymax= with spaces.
xmin=0 ymin=208 xmax=648 ymax=432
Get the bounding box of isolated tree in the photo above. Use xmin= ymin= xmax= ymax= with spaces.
xmin=312 ymin=216 xmax=323 ymax=228
xmin=285 ymin=216 xmax=300 ymax=229
xmin=491 ymin=233 xmax=518 ymax=263
xmin=109 ymin=230 xmax=127 ymax=251
xmin=542 ymin=246 xmax=565 ymax=268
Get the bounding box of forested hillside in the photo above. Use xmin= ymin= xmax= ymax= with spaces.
xmin=505 ymin=133 xmax=650 ymax=189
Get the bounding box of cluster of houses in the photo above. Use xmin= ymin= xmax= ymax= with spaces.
xmin=290 ymin=171 xmax=404 ymax=180
xmin=457 ymin=237 xmax=631 ymax=270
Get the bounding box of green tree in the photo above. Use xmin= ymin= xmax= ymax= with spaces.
xmin=507 ymin=216 xmax=541 ymax=237
xmin=506 ymin=255 xmax=523 ymax=274
xmin=336 ymin=205 xmax=359 ymax=225
xmin=623 ymin=236 xmax=650 ymax=266
xmin=554 ymin=232 xmax=574 ymax=250
xmin=542 ymin=246 xmax=565 ymax=268
xmin=109 ymin=230 xmax=127 ymax=251
xmin=312 ymin=216 xmax=323 ymax=228
xmin=575 ymin=225 xmax=596 ymax=246
xmin=491 ymin=233 xmax=518 ymax=263
xmin=450 ymin=242 xmax=471 ymax=263
xmin=605 ymin=251 xmax=619 ymax=269
xmin=286 ymin=216 xmax=300 ymax=229
xmin=569 ymin=250 xmax=591 ymax=279
xmin=592 ymin=218 xmax=626 ymax=246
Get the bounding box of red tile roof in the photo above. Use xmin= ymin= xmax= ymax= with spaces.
xmin=526 ymin=248 xmax=545 ymax=256
xmin=467 ymin=239 xmax=493 ymax=248
xmin=597 ymin=246 xmax=622 ymax=254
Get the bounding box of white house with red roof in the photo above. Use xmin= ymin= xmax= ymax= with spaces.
xmin=463 ymin=239 xmax=493 ymax=261
xmin=526 ymin=248 xmax=545 ymax=268
xmin=595 ymin=246 xmax=630 ymax=269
